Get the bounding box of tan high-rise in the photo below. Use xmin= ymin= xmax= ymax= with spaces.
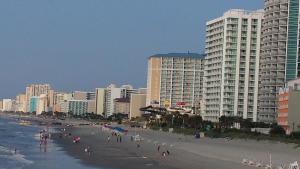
xmin=146 ymin=53 xmax=205 ymax=108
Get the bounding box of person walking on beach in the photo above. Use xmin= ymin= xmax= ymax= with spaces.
xmin=87 ymin=146 xmax=91 ymax=156
xmin=107 ymin=136 xmax=110 ymax=142
xmin=166 ymin=150 xmax=170 ymax=155
xmin=157 ymin=145 xmax=160 ymax=152
xmin=131 ymin=136 xmax=133 ymax=142
xmin=119 ymin=135 xmax=122 ymax=143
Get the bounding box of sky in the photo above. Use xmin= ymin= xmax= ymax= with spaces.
xmin=0 ymin=0 xmax=263 ymax=98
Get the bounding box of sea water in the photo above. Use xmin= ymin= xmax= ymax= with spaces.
xmin=0 ymin=116 xmax=101 ymax=169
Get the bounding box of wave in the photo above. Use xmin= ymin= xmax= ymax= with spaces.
xmin=0 ymin=145 xmax=34 ymax=169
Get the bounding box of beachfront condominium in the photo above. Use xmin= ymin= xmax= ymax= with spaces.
xmin=15 ymin=93 xmax=26 ymax=112
xmin=259 ymin=0 xmax=300 ymax=123
xmin=68 ymin=100 xmax=88 ymax=116
xmin=146 ymin=53 xmax=205 ymax=109
xmin=0 ymin=100 xmax=3 ymax=111
xmin=53 ymin=92 xmax=73 ymax=113
xmin=203 ymin=9 xmax=263 ymax=122
xmin=25 ymin=84 xmax=51 ymax=112
xmin=95 ymin=88 xmax=106 ymax=116
xmin=104 ymin=84 xmax=127 ymax=117
xmin=129 ymin=91 xmax=147 ymax=119
xmin=2 ymin=99 xmax=14 ymax=112
xmin=73 ymin=91 xmax=96 ymax=100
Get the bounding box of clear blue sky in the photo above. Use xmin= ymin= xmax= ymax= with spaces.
xmin=0 ymin=0 xmax=263 ymax=98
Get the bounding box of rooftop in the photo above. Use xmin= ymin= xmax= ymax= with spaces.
xmin=114 ymin=98 xmax=130 ymax=103
xmin=149 ymin=53 xmax=206 ymax=59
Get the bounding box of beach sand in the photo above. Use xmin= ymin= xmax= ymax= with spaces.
xmin=52 ymin=125 xmax=300 ymax=169
xmin=1 ymin=112 xmax=299 ymax=169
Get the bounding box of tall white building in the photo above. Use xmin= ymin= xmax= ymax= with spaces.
xmin=203 ymin=9 xmax=263 ymax=122
xmin=104 ymin=84 xmax=127 ymax=117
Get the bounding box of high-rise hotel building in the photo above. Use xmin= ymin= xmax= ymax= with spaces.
xmin=146 ymin=53 xmax=205 ymax=109
xmin=259 ymin=0 xmax=300 ymax=123
xmin=25 ymin=84 xmax=51 ymax=112
xmin=204 ymin=9 xmax=263 ymax=122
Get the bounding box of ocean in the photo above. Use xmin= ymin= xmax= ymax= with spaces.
xmin=0 ymin=116 xmax=100 ymax=169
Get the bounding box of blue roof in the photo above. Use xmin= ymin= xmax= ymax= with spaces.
xmin=149 ymin=53 xmax=206 ymax=59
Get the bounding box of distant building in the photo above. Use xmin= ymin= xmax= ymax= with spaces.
xmin=2 ymin=99 xmax=14 ymax=112
xmin=0 ymin=100 xmax=3 ymax=111
xmin=130 ymin=93 xmax=147 ymax=119
xmin=15 ymin=93 xmax=26 ymax=112
xmin=95 ymin=88 xmax=106 ymax=116
xmin=146 ymin=53 xmax=205 ymax=109
xmin=29 ymin=96 xmax=39 ymax=113
xmin=68 ymin=100 xmax=88 ymax=116
xmin=36 ymin=94 xmax=48 ymax=115
xmin=87 ymin=100 xmax=96 ymax=113
xmin=121 ymin=85 xmax=138 ymax=99
xmin=53 ymin=92 xmax=73 ymax=113
xmin=277 ymin=78 xmax=300 ymax=134
xmin=48 ymin=90 xmax=55 ymax=112
xmin=73 ymin=91 xmax=96 ymax=100
xmin=204 ymin=9 xmax=263 ymax=122
xmin=104 ymin=84 xmax=127 ymax=117
xmin=25 ymin=84 xmax=51 ymax=112
xmin=114 ymin=98 xmax=130 ymax=115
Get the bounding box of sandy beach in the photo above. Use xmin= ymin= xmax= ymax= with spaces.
xmin=1 ymin=112 xmax=299 ymax=169
xmin=52 ymin=124 xmax=300 ymax=169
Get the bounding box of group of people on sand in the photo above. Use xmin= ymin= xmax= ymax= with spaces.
xmin=39 ymin=130 xmax=49 ymax=146
xmin=39 ymin=129 xmax=50 ymax=152
xmin=107 ymin=132 xmax=123 ymax=143
xmin=157 ymin=145 xmax=170 ymax=157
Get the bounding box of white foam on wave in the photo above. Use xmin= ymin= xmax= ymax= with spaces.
xmin=0 ymin=145 xmax=34 ymax=165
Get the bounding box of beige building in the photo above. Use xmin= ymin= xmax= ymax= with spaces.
xmin=147 ymin=53 xmax=205 ymax=108
xmin=73 ymin=91 xmax=88 ymax=100
xmin=37 ymin=94 xmax=48 ymax=115
xmin=130 ymin=93 xmax=147 ymax=119
xmin=87 ymin=100 xmax=96 ymax=113
xmin=48 ymin=90 xmax=55 ymax=112
xmin=16 ymin=93 xmax=26 ymax=112
xmin=25 ymin=84 xmax=51 ymax=112
xmin=95 ymin=88 xmax=106 ymax=116
xmin=53 ymin=92 xmax=73 ymax=113
xmin=2 ymin=99 xmax=14 ymax=112
xmin=114 ymin=98 xmax=130 ymax=115
xmin=0 ymin=100 xmax=3 ymax=111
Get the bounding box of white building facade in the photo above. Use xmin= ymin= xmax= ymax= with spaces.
xmin=104 ymin=84 xmax=127 ymax=117
xmin=204 ymin=9 xmax=263 ymax=122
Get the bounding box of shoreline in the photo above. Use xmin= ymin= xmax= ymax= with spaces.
xmin=1 ymin=112 xmax=300 ymax=169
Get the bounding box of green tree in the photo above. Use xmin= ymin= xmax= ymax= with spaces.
xmin=270 ymin=124 xmax=286 ymax=136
